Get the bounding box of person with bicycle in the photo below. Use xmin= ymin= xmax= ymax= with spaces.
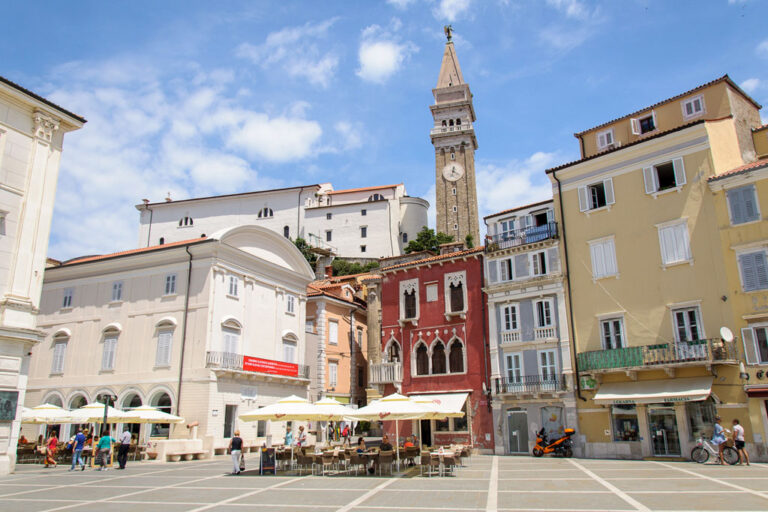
xmin=712 ymin=416 xmax=727 ymax=464
xmin=732 ymin=419 xmax=750 ymax=466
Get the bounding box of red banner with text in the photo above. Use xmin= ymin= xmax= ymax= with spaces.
xmin=243 ymin=356 xmax=299 ymax=377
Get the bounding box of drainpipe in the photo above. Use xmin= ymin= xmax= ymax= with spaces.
xmin=552 ymin=171 xmax=586 ymax=402
xmin=480 ymin=255 xmax=492 ymax=412
xmin=176 ymin=245 xmax=194 ymax=417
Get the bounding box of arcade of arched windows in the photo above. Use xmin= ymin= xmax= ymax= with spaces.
xmin=410 ymin=336 xmax=466 ymax=377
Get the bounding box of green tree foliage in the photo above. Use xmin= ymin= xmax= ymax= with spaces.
xmin=404 ymin=227 xmax=454 ymax=254
xmin=465 ymin=234 xmax=474 ymax=249
xmin=331 ymin=259 xmax=380 ymax=276
xmin=293 ymin=237 xmax=318 ymax=266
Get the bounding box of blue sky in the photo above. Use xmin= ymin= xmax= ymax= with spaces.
xmin=2 ymin=0 xmax=767 ymax=260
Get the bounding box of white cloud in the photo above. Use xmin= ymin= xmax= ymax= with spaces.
xmin=227 ymin=114 xmax=323 ymax=162
xmin=236 ymin=19 xmax=339 ymax=87
xmin=424 ymin=184 xmax=436 ymax=230
xmin=433 ymin=0 xmax=472 ymax=22
xmin=356 ymin=23 xmax=418 ymax=84
xmin=757 ymin=39 xmax=768 ymax=58
xmin=538 ymin=26 xmax=592 ymax=51
xmin=546 ymin=0 xmax=591 ymax=20
xmin=475 ymin=152 xmax=559 ymax=222
xmin=741 ymin=78 xmax=761 ymax=93
xmin=387 ymin=0 xmax=417 ymax=8
xmin=334 ymin=121 xmax=363 ymax=151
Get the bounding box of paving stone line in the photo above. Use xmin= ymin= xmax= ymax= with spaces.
xmin=567 ymin=459 xmax=652 ymax=512
xmin=335 ymin=476 xmax=398 ymax=512
xmin=652 ymin=462 xmax=768 ymax=501
xmin=185 ymin=475 xmax=305 ymax=512
xmin=485 ymin=455 xmax=498 ymax=512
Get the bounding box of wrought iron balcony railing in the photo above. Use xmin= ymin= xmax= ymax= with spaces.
xmin=576 ymin=339 xmax=738 ymax=373
xmin=206 ymin=351 xmax=310 ymax=380
xmin=494 ymin=374 xmax=566 ymax=394
xmin=368 ymin=361 xmax=403 ymax=385
xmin=485 ymin=222 xmax=558 ymax=252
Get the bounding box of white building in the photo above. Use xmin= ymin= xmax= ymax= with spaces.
xmin=483 ymin=200 xmax=576 ymax=455
xmin=0 ymin=76 xmax=84 ymax=474
xmin=25 ymin=225 xmax=315 ymax=457
xmin=136 ymin=183 xmax=428 ymax=260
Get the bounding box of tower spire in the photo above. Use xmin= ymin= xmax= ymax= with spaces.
xmin=436 ymin=39 xmax=465 ymax=89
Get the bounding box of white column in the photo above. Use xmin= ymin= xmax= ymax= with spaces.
xmin=675 ymin=403 xmax=691 ymax=457
xmin=636 ymin=404 xmax=652 ymax=457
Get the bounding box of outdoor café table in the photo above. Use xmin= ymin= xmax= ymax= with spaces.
xmin=430 ymin=451 xmax=453 ymax=476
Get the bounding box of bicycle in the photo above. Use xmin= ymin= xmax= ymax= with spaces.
xmin=690 ymin=436 xmax=739 ymax=465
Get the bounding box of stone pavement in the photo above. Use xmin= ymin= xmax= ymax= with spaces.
xmin=2 ymin=454 xmax=768 ymax=511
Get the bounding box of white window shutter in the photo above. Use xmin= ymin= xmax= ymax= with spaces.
xmin=631 ymin=118 xmax=640 ymax=135
xmin=590 ymin=242 xmax=604 ymax=277
xmin=606 ymin=240 xmax=617 ymax=275
xmin=643 ymin=167 xmax=656 ymax=194
xmin=597 ymin=132 xmax=606 ymax=149
xmin=578 ymin=186 xmax=588 ymax=212
xmin=740 ymin=253 xmax=757 ymax=291
xmin=487 ymin=260 xmax=498 ymax=283
xmin=651 ymin=111 xmax=657 ymax=130
xmin=756 ymin=253 xmax=768 ymax=289
xmin=672 ymin=158 xmax=686 ymax=186
xmin=603 ymin=178 xmax=615 ymax=205
xmin=741 ymin=327 xmax=758 ymax=365
xmin=743 ymin=186 xmax=758 ymax=221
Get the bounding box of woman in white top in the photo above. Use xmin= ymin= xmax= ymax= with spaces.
xmin=732 ymin=419 xmax=750 ymax=466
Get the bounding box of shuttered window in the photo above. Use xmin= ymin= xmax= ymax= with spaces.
xmin=727 ymin=185 xmax=760 ymax=225
xmin=449 ymin=282 xmax=464 ymax=312
xmin=112 ymin=281 xmax=123 ymax=302
xmin=738 ymin=251 xmax=768 ymax=291
xmin=165 ymin=273 xmax=177 ymax=295
xmin=52 ymin=340 xmax=67 ymax=374
xmin=499 ymin=258 xmax=513 ymax=281
xmin=328 ymin=320 xmax=339 ymax=345
xmin=156 ymin=330 xmax=173 ymax=366
xmin=578 ymin=178 xmax=615 ymax=212
xmin=222 ymin=327 xmax=240 ymax=354
xmin=228 ymin=276 xmax=238 ymax=297
xmin=643 ymin=158 xmax=686 ymax=194
xmin=329 ymin=362 xmax=338 ymax=387
xmin=589 ymin=237 xmax=618 ymax=278
xmin=535 ymin=300 xmax=553 ymax=327
xmin=101 ymin=335 xmax=118 ymax=370
xmin=404 ymin=290 xmax=417 ymax=319
xmin=658 ymin=221 xmax=692 ymax=265
xmin=415 ymin=344 xmax=429 ymax=375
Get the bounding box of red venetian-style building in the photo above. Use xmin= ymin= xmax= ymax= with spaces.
xmin=372 ymin=244 xmax=494 ymax=451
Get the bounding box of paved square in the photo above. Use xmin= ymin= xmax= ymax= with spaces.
xmin=2 ymin=454 xmax=768 ymax=511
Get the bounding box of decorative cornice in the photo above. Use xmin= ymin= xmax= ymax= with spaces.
xmin=32 ymin=110 xmax=60 ymax=143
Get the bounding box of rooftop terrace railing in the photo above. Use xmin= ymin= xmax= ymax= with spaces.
xmin=485 ymin=222 xmax=558 ymax=252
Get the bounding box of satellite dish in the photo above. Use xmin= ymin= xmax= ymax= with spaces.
xmin=720 ymin=326 xmax=734 ymax=342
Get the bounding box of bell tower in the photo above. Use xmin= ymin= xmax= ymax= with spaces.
xmin=430 ymin=26 xmax=480 ymax=245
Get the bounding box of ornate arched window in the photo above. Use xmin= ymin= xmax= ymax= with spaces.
xmin=386 ymin=340 xmax=401 ymax=363
xmin=449 ymin=339 xmax=464 ymax=373
xmin=431 ymin=341 xmax=447 ymax=374
xmin=258 ymin=207 xmax=274 ymax=219
xmin=415 ymin=343 xmax=429 ymax=376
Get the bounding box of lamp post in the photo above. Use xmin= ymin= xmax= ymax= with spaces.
xmin=101 ymin=395 xmax=117 ymax=436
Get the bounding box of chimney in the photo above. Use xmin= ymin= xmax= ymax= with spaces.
xmin=142 ymin=198 xmax=149 ymax=205
xmin=439 ymin=241 xmax=465 ymax=255
xmin=165 ymin=191 xmax=172 ymax=202
xmin=325 ymin=265 xmax=333 ymax=279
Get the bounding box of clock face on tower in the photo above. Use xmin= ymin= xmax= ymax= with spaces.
xmin=442 ymin=162 xmax=465 ymax=182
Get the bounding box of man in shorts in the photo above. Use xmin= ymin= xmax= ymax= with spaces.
xmin=732 ymin=419 xmax=750 ymax=466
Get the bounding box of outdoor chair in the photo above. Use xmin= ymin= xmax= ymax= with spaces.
xmin=320 ymin=452 xmax=335 ymax=476
xmin=419 ymin=453 xmax=437 ymax=477
xmin=377 ymin=450 xmax=394 ymax=476
xmin=442 ymin=453 xmax=458 ymax=476
xmin=405 ymin=446 xmax=419 ymax=467
xmin=296 ymin=452 xmax=314 ymax=475
xmin=337 ymin=450 xmax=348 ymax=473
xmin=349 ymin=452 xmax=367 ymax=475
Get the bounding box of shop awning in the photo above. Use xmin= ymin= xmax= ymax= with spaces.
xmin=409 ymin=392 xmax=468 ymax=416
xmin=593 ymin=377 xmax=713 ymax=405
xmin=745 ymin=386 xmax=768 ymax=398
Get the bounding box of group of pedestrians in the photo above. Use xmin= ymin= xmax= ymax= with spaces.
xmin=712 ymin=416 xmax=750 ymax=466
xmin=56 ymin=427 xmax=135 ymax=471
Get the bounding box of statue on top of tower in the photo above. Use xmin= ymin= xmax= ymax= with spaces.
xmin=444 ymin=25 xmax=453 ymax=42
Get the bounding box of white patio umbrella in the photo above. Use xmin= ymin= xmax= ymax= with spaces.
xmin=22 ymin=403 xmax=71 ymax=424
xmin=350 ymin=393 xmax=441 ymax=470
xmin=67 ymin=402 xmax=131 ymax=424
xmin=314 ymin=397 xmax=357 ymax=446
xmin=239 ymin=395 xmax=326 ymax=469
xmin=121 ymin=405 xmax=184 ymax=424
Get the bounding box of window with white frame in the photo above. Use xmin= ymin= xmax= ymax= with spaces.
xmin=357 ymin=327 xmax=363 ymax=346
xmin=589 ymin=237 xmax=618 ymax=279
xmin=101 ymin=331 xmax=118 ymax=371
xmin=222 ymin=326 xmax=240 ymax=354
xmin=681 ymin=95 xmax=705 ymax=120
xmin=578 ymin=179 xmax=615 ymax=212
xmin=425 ymin=283 xmax=438 ymax=302
xmin=164 ymin=273 xmax=177 ymax=295
xmin=305 ymin=319 xmax=315 ymax=333
xmin=601 ymin=317 xmax=625 ymax=349
xmin=506 ymin=353 xmax=523 ymax=383
xmin=672 ymin=306 xmax=702 ymax=342
xmin=742 ymin=326 xmax=768 ymax=364
xmin=499 ymin=258 xmax=513 ymax=281
xmin=62 ymin=288 xmax=73 ymax=309
xmin=156 ymin=329 xmax=173 ymax=367
xmin=111 ymin=281 xmax=123 ymax=302
xmin=727 ymin=185 xmax=760 ymax=225
xmin=738 ymin=250 xmax=768 ymax=291
xmin=643 ymin=158 xmax=686 ymax=194
xmin=286 ymin=294 xmax=296 ymax=314
xmin=631 ymin=112 xmax=657 ymax=135
xmin=328 ymin=320 xmax=339 ymax=345
xmin=329 ymin=361 xmax=338 ymax=388
xmin=499 ymin=219 xmax=514 ymax=239
xmin=444 ymin=271 xmax=467 ymax=314
xmin=538 ymin=350 xmax=557 ymax=380
xmin=502 ymin=304 xmax=519 ymax=331
xmin=400 ymin=279 xmax=419 ymax=320
xmin=596 ymin=128 xmax=615 ymax=150
xmin=228 ymin=276 xmax=238 ymax=297
xmin=535 ymin=299 xmax=553 ymax=327
xmin=658 ymin=220 xmax=692 ymax=265
xmin=51 ymin=334 xmax=68 ymax=374
xmin=531 ymin=251 xmax=547 ymax=276
xmin=282 ymin=337 xmax=297 ymax=363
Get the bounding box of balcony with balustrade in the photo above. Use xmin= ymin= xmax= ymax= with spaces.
xmin=494 ymin=374 xmax=567 ymax=396
xmin=205 ymin=351 xmax=310 ymax=382
xmin=499 ymin=327 xmax=558 ymax=346
xmin=368 ymin=361 xmax=403 ymax=386
xmin=430 ymin=122 xmax=474 ymax=137
xmin=485 ymin=222 xmax=558 ymax=253
xmin=576 ymin=338 xmax=738 ymax=376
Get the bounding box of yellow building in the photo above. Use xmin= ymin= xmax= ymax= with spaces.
xmin=546 ymin=76 xmax=764 ymax=459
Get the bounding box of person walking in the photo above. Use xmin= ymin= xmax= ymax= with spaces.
xmin=341 ymin=424 xmax=350 ymax=447
xmin=284 ymin=426 xmax=294 ymax=447
xmin=732 ymin=419 xmax=750 ymax=466
xmin=712 ymin=416 xmax=727 ymax=465
xmin=44 ymin=431 xmax=58 ymax=468
xmin=96 ymin=429 xmax=115 ymax=471
xmin=117 ymin=428 xmax=132 ymax=469
xmin=229 ymin=430 xmax=243 ymax=475
xmin=296 ymin=425 xmax=307 ymax=448
xmin=69 ymin=428 xmax=86 ymax=471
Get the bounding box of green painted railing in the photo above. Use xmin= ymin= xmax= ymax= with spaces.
xmin=577 ymin=339 xmax=737 ymax=372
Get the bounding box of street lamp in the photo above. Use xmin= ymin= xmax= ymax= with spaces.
xmin=101 ymin=394 xmax=117 ymax=436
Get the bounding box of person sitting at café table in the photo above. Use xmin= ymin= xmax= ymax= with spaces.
xmin=403 ymin=435 xmax=416 ymax=466
xmin=356 ymin=437 xmax=366 ymax=453
xmin=379 ymin=435 xmax=393 ymax=452
xmin=19 ymin=434 xmax=28 ymax=445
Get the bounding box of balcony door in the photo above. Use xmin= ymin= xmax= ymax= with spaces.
xmin=507 ymin=410 xmax=528 ymax=454
xmin=506 ymin=353 xmax=522 ymax=384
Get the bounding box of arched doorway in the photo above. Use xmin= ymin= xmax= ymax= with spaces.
xmin=42 ymin=394 xmax=64 ymax=438
xmin=67 ymin=394 xmax=88 ymax=439
xmin=121 ymin=393 xmax=143 ymax=436
xmin=150 ymin=392 xmax=172 ymax=438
